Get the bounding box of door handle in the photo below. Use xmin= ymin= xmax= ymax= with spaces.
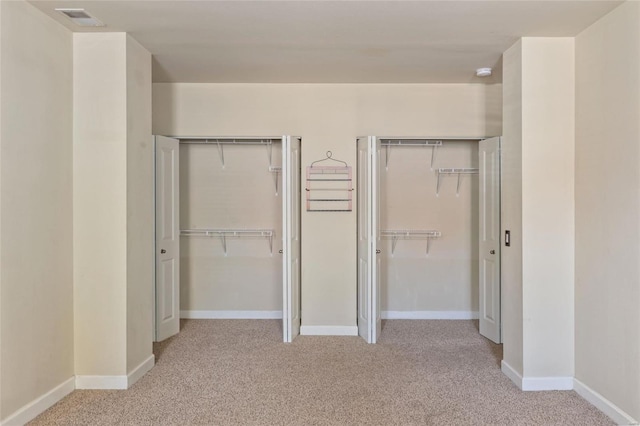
xmin=160 ymin=249 xmax=166 ymax=254
xmin=279 ymin=249 xmax=283 ymax=254
xmin=490 ymin=250 xmax=495 ymax=254
xmin=376 ymin=249 xmax=381 ymax=254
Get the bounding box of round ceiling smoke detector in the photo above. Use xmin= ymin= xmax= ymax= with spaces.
xmin=476 ymin=68 xmax=493 ymax=77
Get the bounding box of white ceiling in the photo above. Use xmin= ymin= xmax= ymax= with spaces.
xmin=29 ymin=0 xmax=622 ymax=83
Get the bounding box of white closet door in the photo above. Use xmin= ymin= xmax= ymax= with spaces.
xmin=282 ymin=135 xmax=301 ymax=342
xmin=154 ymin=135 xmax=180 ymax=342
xmin=479 ymin=136 xmax=501 ymax=343
xmin=372 ymin=136 xmax=382 ymax=343
xmin=357 ymin=136 xmax=381 ymax=344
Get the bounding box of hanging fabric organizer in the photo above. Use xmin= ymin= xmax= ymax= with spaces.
xmin=306 ymin=151 xmax=353 ymax=212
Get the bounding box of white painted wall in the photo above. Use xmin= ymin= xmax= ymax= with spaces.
xmin=74 ymin=32 xmax=128 ymax=376
xmin=380 ymin=140 xmax=479 ymax=313
xmin=501 ymin=40 xmax=524 ymax=375
xmin=501 ymin=38 xmax=575 ymax=381
xmin=0 ymin=0 xmax=73 ymax=420
xmin=153 ymin=83 xmax=502 ymax=327
xmin=74 ymin=33 xmax=153 ymax=379
xmin=521 ymin=38 xmax=575 ymax=379
xmin=575 ymin=1 xmax=640 ymax=421
xmin=125 ymin=35 xmax=154 ymax=375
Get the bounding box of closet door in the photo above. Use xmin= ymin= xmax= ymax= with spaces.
xmin=282 ymin=136 xmax=301 ymax=342
xmin=154 ymin=135 xmax=180 ymax=342
xmin=479 ymin=137 xmax=501 ymax=343
xmin=357 ymin=136 xmax=381 ymax=344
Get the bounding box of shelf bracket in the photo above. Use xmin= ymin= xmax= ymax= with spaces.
xmin=380 ymin=139 xmax=442 ymax=169
xmin=385 ymin=144 xmax=390 ymax=170
xmin=430 ymin=145 xmax=438 ymax=170
xmin=215 ymin=140 xmax=225 ymax=169
xmin=273 ymin=172 xmax=279 ymax=196
xmin=181 ymin=228 xmax=275 ymax=256
xmin=382 ymin=230 xmax=441 ymax=256
xmin=221 ymin=234 xmax=227 ymax=256
xmin=269 ymin=167 xmax=281 ymax=196
xmin=436 ymin=168 xmax=478 ymax=196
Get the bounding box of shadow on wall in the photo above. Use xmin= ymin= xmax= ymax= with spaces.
xmin=485 ymin=56 xmax=504 ymax=137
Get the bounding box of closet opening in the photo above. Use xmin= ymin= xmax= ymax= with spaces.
xmin=356 ymin=136 xmax=501 ymax=344
xmin=153 ymin=135 xmax=302 ymax=344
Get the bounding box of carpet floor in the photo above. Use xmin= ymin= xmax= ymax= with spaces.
xmin=30 ymin=319 xmax=613 ymax=425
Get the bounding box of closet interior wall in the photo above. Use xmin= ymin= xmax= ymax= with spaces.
xmin=380 ymin=140 xmax=479 ymax=315
xmin=179 ymin=141 xmax=283 ymax=314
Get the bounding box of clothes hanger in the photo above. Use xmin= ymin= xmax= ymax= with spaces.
xmin=310 ymin=151 xmax=348 ymax=168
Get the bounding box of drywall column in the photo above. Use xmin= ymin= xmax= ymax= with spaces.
xmin=0 ymin=0 xmax=74 ymax=422
xmin=125 ymin=35 xmax=154 ymax=380
xmin=501 ymin=38 xmax=575 ymax=388
xmin=501 ymin=41 xmax=524 ymax=377
xmin=574 ymin=2 xmax=640 ymax=422
xmin=74 ymin=33 xmax=153 ymax=387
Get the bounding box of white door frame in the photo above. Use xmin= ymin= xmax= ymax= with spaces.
xmin=282 ymin=135 xmax=302 ymax=343
xmin=357 ymin=136 xmax=381 ymax=344
xmin=359 ymin=135 xmax=502 ymax=343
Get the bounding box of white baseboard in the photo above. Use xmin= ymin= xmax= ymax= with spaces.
xmin=574 ymin=378 xmax=638 ymax=425
xmin=1 ymin=377 xmax=75 ymax=426
xmin=382 ymin=310 xmax=479 ymax=320
xmin=501 ymin=360 xmax=523 ymax=389
xmin=127 ymin=355 xmax=155 ymax=387
xmin=0 ymin=359 xmax=155 ymax=424
xmin=180 ymin=310 xmax=282 ymax=319
xmin=522 ymin=376 xmax=574 ymax=391
xmin=300 ymin=325 xmax=358 ymax=336
xmin=75 ymin=375 xmax=127 ymax=390
xmin=501 ymin=361 xmax=573 ymax=391
xmin=76 ymin=355 xmax=155 ymax=390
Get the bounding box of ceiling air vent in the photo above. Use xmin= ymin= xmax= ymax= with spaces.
xmin=55 ymin=9 xmax=104 ymax=27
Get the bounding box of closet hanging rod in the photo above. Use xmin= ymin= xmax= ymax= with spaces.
xmin=380 ymin=139 xmax=443 ymax=170
xmin=437 ymin=168 xmax=479 ymax=174
xmin=178 ymin=139 xmax=277 ymax=145
xmin=376 ymin=136 xmax=487 ymax=141
xmin=180 ymin=229 xmax=274 ymax=237
xmin=180 ymin=228 xmax=275 ymax=256
xmin=176 ymin=137 xmax=279 ymax=168
xmin=380 ymin=139 xmax=443 ymax=147
xmin=381 ymin=230 xmax=442 ymax=255
xmin=436 ymin=168 xmax=479 ymax=196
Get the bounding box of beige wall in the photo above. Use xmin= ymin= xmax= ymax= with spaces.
xmin=180 ymin=143 xmax=283 ymax=312
xmin=75 ymin=33 xmax=153 ymax=377
xmin=74 ymin=33 xmax=128 ymax=376
xmin=153 ymin=83 xmax=502 ymax=327
xmin=521 ymin=38 xmax=575 ymax=378
xmin=575 ymin=1 xmax=640 ymax=420
xmin=0 ymin=0 xmax=73 ymax=420
xmin=501 ymin=40 xmax=524 ymax=375
xmin=125 ymin=35 xmax=154 ymax=374
xmin=502 ymin=38 xmax=575 ymax=380
xmin=381 ymin=140 xmax=479 ymax=313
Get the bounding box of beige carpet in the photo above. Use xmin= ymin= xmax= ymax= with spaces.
xmin=30 ymin=320 xmax=612 ymax=425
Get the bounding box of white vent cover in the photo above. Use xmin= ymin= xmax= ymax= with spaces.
xmin=55 ymin=9 xmax=104 ymax=27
